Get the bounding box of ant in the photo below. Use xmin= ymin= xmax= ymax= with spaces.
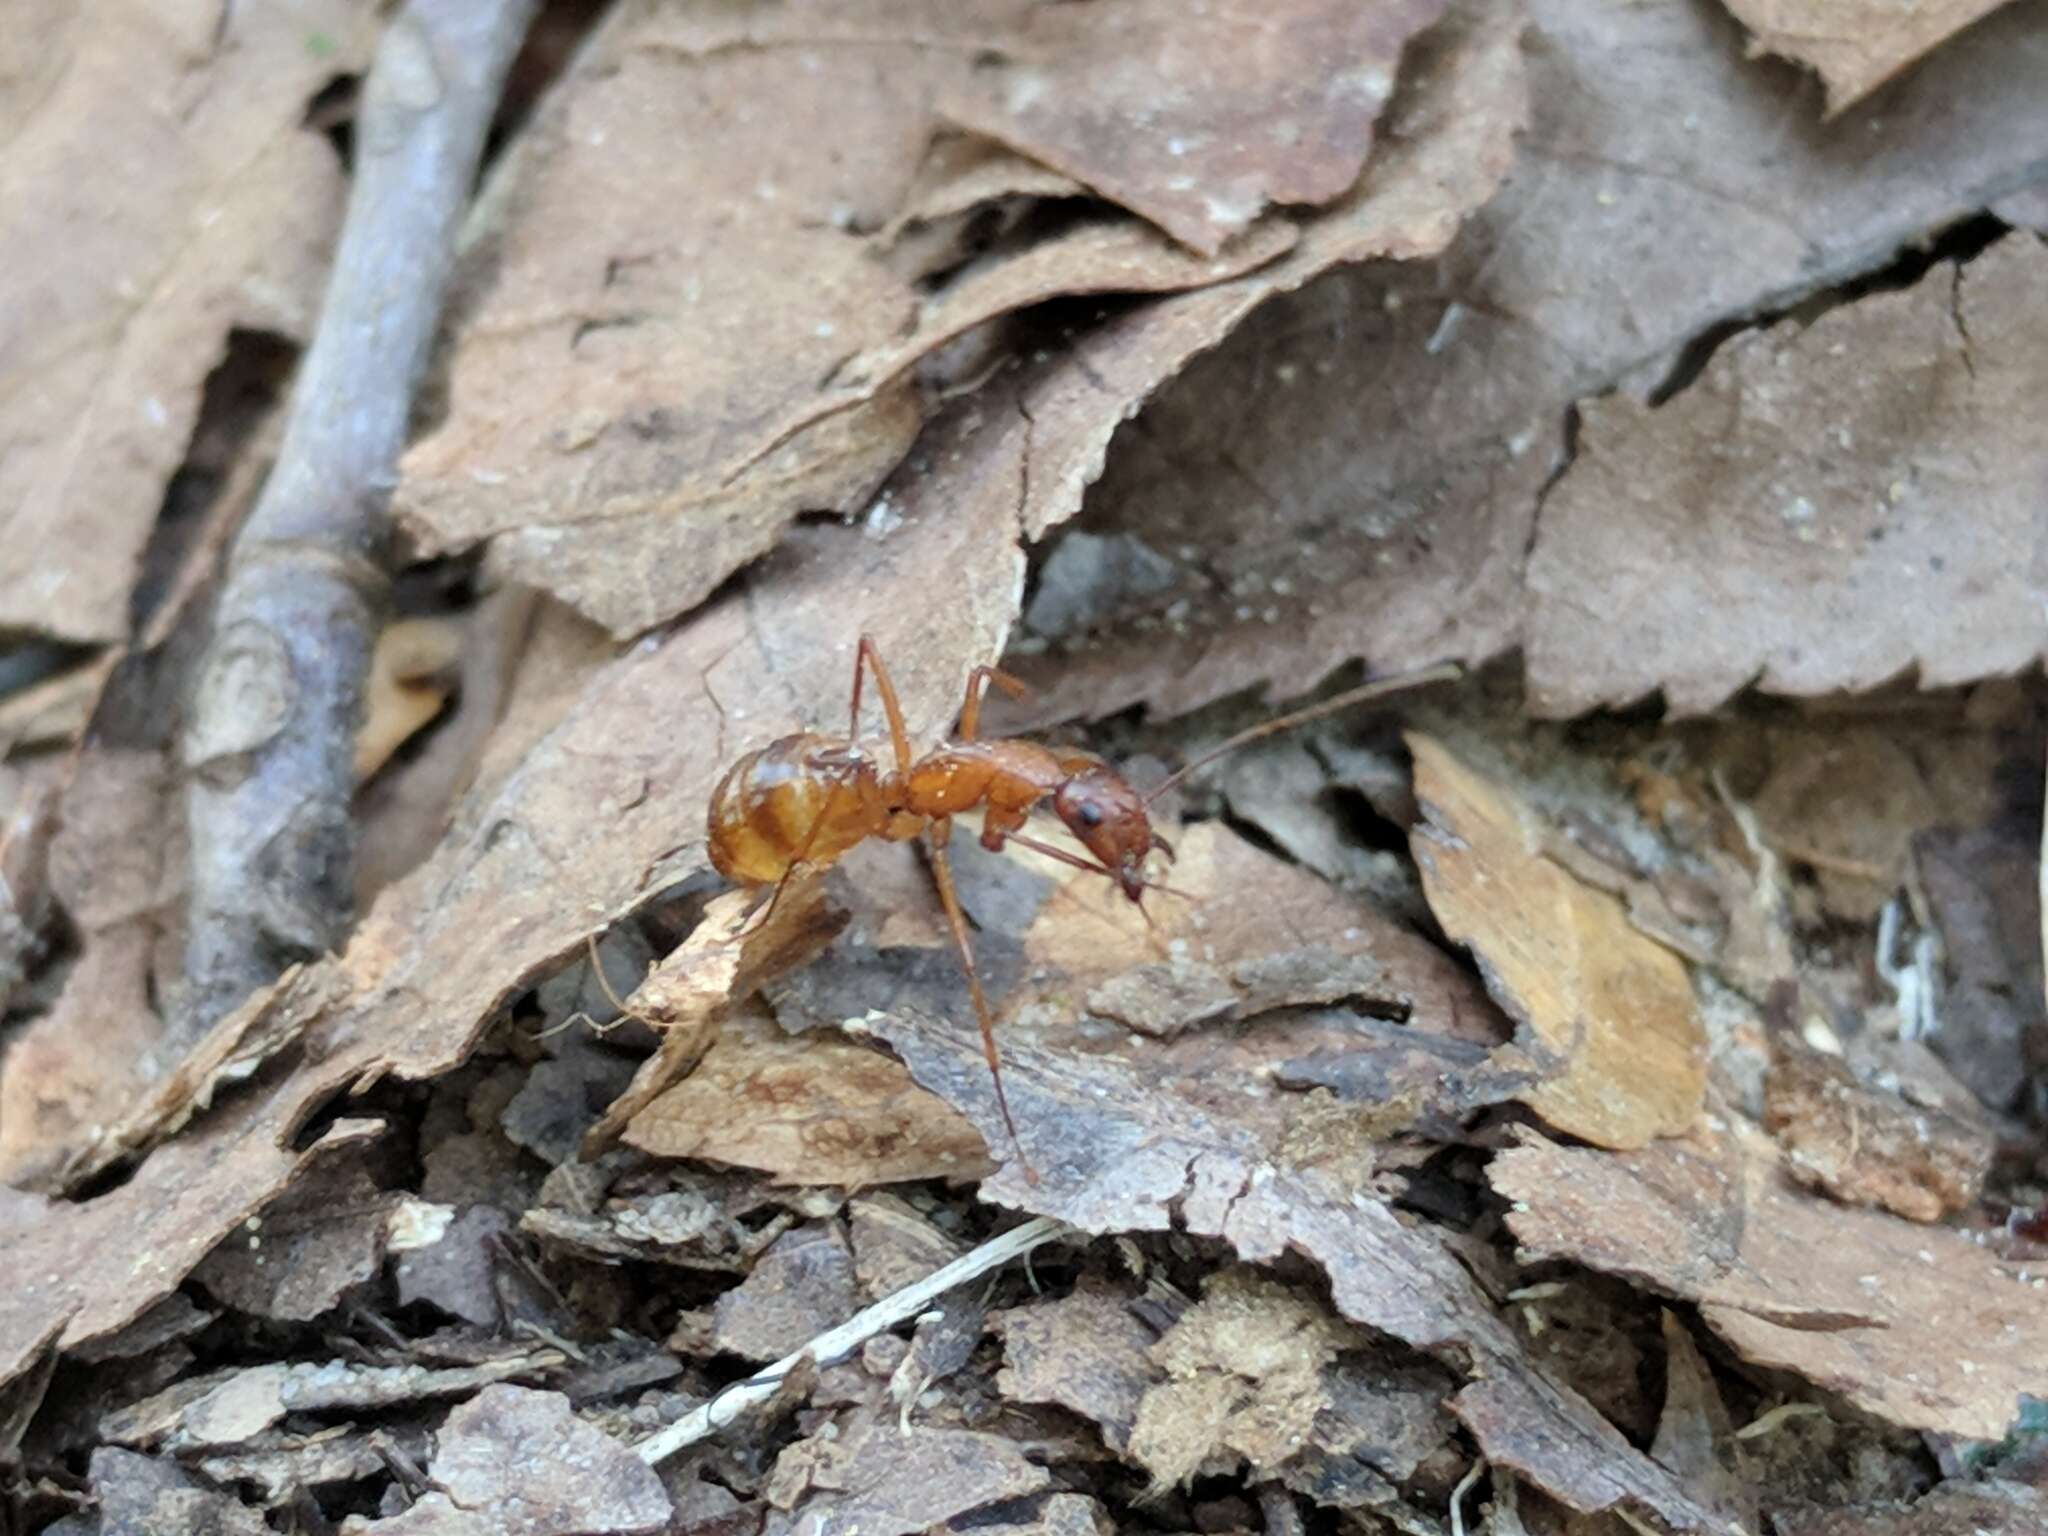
xmin=707 ymin=636 xmax=1457 ymax=1181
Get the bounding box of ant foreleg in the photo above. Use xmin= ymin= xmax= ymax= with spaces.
xmin=925 ymin=817 xmax=1038 ymax=1184
xmin=955 ymin=665 xmax=1031 ymax=743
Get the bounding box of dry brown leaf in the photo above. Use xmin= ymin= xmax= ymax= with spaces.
xmin=103 ymin=1348 xmax=560 ymax=1454
xmin=764 ymin=1420 xmax=1049 ymax=1536
xmin=339 ymin=1385 xmax=670 ymax=1536
xmin=936 ymin=0 xmax=1447 ymax=255
xmin=1009 ymin=0 xmax=2048 ymax=731
xmin=0 ymin=2 xmax=367 ymax=643
xmin=1491 ymin=1124 xmax=2048 ymax=1440
xmin=585 ymin=880 xmax=849 ymax=1156
xmin=993 ymin=1281 xmax=1161 ymax=1451
xmin=1407 ymin=733 xmax=1707 ymax=1149
xmin=1775 ymin=1481 xmax=2048 ymax=1536
xmin=801 ymin=818 xmax=1511 ymax=1197
xmin=0 ymin=748 xmax=176 ymax=1188
xmin=625 ymin=1001 xmax=991 ymax=1186
xmin=188 ymin=1155 xmax=398 ymax=1323
xmin=1718 ymin=0 xmax=2020 ymax=116
xmin=61 ymin=1448 xmax=270 ymax=1536
xmin=1763 ymin=1036 xmax=1992 ymax=1222
xmin=397 ymin=0 xmax=1419 ymax=640
xmin=1651 ymin=1312 xmax=1755 ymax=1536
xmin=1528 ymin=238 xmax=2048 ymax=718
xmin=710 ymin=1222 xmax=861 ymax=1363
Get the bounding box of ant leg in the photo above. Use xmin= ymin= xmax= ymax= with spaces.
xmin=999 ymin=829 xmax=1195 ymax=906
xmin=734 ymin=786 xmax=842 ymax=939
xmin=851 ymin=635 xmax=913 ymax=775
xmin=955 ymin=664 xmax=1031 ymax=743
xmin=925 ymin=817 xmax=1037 ymax=1184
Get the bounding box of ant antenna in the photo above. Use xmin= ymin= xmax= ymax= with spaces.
xmin=1142 ymin=660 xmax=1463 ymax=806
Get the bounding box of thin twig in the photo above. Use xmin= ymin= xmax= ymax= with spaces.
xmin=177 ymin=0 xmax=538 ymax=1044
xmin=634 ymin=1215 xmax=1072 ymax=1464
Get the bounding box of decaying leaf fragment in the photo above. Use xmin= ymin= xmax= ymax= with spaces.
xmin=936 ymin=0 xmax=1446 ymax=255
xmin=765 ymin=1420 xmax=1050 ymax=1536
xmin=398 ymin=0 xmax=1451 ymax=639
xmin=1127 ymin=1269 xmax=1365 ymax=1487
xmin=1492 ymin=1124 xmax=2048 ymax=1440
xmin=1716 ymin=0 xmax=2021 ymax=116
xmin=1764 ymin=1036 xmax=1992 ymax=1222
xmin=624 ymin=1002 xmax=993 ymax=1185
xmin=1406 ymin=733 xmax=1707 ymax=1149
xmin=1528 ymin=238 xmax=2048 ymax=717
xmin=0 ymin=0 xmax=367 ymax=643
xmin=340 ymin=1386 xmax=670 ymax=1536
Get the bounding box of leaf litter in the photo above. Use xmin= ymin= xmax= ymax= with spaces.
xmin=3 ymin=1 xmax=2048 ymax=1534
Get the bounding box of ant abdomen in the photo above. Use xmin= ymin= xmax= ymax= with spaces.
xmin=706 ymin=733 xmax=896 ymax=887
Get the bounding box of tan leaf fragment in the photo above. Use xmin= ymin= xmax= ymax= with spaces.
xmin=938 ymin=0 xmax=1449 ymax=255
xmin=710 ymin=1222 xmax=861 ymax=1364
xmin=103 ymin=1348 xmax=563 ymax=1455
xmin=1491 ymin=1124 xmax=2048 ymax=1440
xmin=189 ymin=1155 xmax=400 ymax=1322
xmin=586 ymin=879 xmax=850 ymax=1156
xmin=1528 ymin=237 xmax=2048 ymax=718
xmin=626 ymin=1001 xmax=991 ymax=1186
xmin=1717 ymin=0 xmax=2021 ymax=116
xmin=339 ymin=1386 xmax=670 ymax=1536
xmin=0 ymin=1 xmax=367 ymax=643
xmin=1764 ymin=1036 xmax=1992 ymax=1222
xmin=1407 ymin=733 xmax=1707 ymax=1149
xmin=353 ymin=618 xmax=464 ymax=783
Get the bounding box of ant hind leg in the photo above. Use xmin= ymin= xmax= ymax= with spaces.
xmin=925 ymin=818 xmax=1038 ymax=1184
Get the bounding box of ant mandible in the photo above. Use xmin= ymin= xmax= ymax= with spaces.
xmin=707 ymin=635 xmax=1457 ymax=1181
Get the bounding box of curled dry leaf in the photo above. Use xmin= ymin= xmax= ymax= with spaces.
xmin=1406 ymin=733 xmax=1707 ymax=1149
xmin=1716 ymin=0 xmax=2022 ymax=116
xmin=585 ymin=879 xmax=850 ymax=1156
xmin=0 ymin=1 xmax=367 ymax=644
xmin=397 ymin=0 xmax=1437 ymax=639
xmin=935 ymin=0 xmax=1446 ymax=255
xmin=1011 ymin=0 xmax=2048 ymax=731
xmin=1528 ymin=238 xmax=2048 ymax=718
xmin=1491 ymin=1123 xmax=2048 ymax=1440
xmin=339 ymin=1386 xmax=670 ymax=1536
xmin=102 ymin=1349 xmax=562 ymax=1454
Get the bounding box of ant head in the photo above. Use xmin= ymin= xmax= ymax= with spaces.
xmin=1052 ymin=758 xmax=1169 ymax=903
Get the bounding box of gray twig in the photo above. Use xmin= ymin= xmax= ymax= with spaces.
xmin=178 ymin=0 xmax=538 ymax=1044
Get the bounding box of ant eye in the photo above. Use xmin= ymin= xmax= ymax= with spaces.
xmin=1076 ymin=803 xmax=1103 ymax=829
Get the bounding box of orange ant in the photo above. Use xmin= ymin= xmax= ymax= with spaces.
xmin=707 ymin=636 xmax=1458 ymax=1181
